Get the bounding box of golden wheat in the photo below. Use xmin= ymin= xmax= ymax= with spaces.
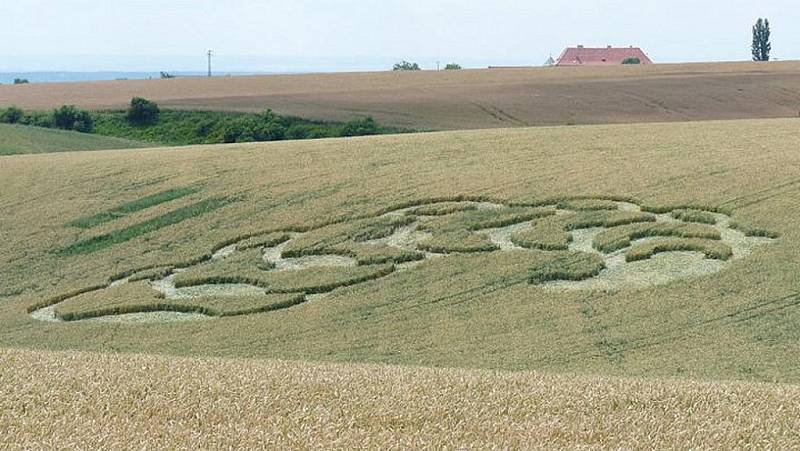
xmin=1 ymin=347 xmax=799 ymax=449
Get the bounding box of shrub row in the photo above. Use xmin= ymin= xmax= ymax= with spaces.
xmin=0 ymin=104 xmax=406 ymax=146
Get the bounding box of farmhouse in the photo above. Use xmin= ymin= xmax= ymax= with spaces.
xmin=556 ymin=45 xmax=653 ymax=66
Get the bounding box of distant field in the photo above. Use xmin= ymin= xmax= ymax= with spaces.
xmin=0 ymin=123 xmax=146 ymax=155
xmin=2 ymin=118 xmax=800 ymax=383
xmin=1 ymin=61 xmax=800 ymax=130
xmin=2 ymin=347 xmax=798 ymax=448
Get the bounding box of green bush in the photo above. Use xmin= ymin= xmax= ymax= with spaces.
xmin=221 ymin=116 xmax=285 ymax=143
xmin=393 ymin=60 xmax=421 ymax=71
xmin=339 ymin=117 xmax=379 ymax=137
xmin=126 ymin=97 xmax=160 ymax=126
xmin=52 ymin=105 xmax=93 ymax=132
xmin=444 ymin=63 xmax=462 ymax=70
xmin=13 ymin=78 xmax=29 ymax=84
xmin=621 ymin=57 xmax=641 ymax=65
xmin=0 ymin=106 xmax=24 ymax=124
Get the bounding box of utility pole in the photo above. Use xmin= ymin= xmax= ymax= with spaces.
xmin=207 ymin=50 xmax=213 ymax=77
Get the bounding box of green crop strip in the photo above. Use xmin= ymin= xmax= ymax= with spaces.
xmin=68 ymin=186 xmax=201 ymax=229
xmin=57 ymin=197 xmax=231 ymax=257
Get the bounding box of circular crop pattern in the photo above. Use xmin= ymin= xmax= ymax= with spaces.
xmin=31 ymin=198 xmax=776 ymax=324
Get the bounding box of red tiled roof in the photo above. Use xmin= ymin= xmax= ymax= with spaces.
xmin=555 ymin=46 xmax=653 ymax=66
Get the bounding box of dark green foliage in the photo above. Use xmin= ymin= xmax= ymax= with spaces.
xmin=3 ymin=107 xmax=405 ymax=146
xmin=14 ymin=110 xmax=54 ymax=128
xmin=160 ymin=72 xmax=176 ymax=79
xmin=53 ymin=105 xmax=93 ymax=132
xmin=220 ymin=115 xmax=285 ymax=143
xmin=13 ymin=78 xmax=29 ymax=84
xmin=0 ymin=106 xmax=24 ymax=124
xmin=126 ymin=97 xmax=160 ymax=126
xmin=57 ymin=197 xmax=231 ymax=256
xmin=339 ymin=117 xmax=379 ymax=137
xmin=621 ymin=57 xmax=641 ymax=65
xmin=91 ymin=110 xmax=404 ymax=146
xmin=444 ymin=63 xmax=462 ymax=70
xmin=752 ymin=18 xmax=771 ymax=62
xmin=68 ymin=186 xmax=201 ymax=229
xmin=393 ymin=60 xmax=421 ymax=71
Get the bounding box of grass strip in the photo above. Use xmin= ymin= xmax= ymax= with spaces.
xmin=68 ymin=186 xmax=201 ymax=229
xmin=57 ymin=197 xmax=231 ymax=257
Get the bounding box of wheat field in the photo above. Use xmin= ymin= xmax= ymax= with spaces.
xmin=1 ymin=117 xmax=799 ymax=383
xmin=2 ymin=61 xmax=800 ymax=130
xmin=2 ymin=347 xmax=799 ymax=449
xmin=3 ymin=112 xmax=800 ymax=447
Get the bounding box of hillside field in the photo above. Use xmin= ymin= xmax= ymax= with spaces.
xmin=0 ymin=123 xmax=146 ymax=155
xmin=1 ymin=61 xmax=800 ymax=130
xmin=2 ymin=117 xmax=800 ymax=384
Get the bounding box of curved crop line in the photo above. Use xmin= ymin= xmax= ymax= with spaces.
xmin=30 ymin=195 xmax=777 ymax=323
xmin=625 ymin=240 xmax=733 ymax=263
xmin=55 ymin=293 xmax=308 ymax=322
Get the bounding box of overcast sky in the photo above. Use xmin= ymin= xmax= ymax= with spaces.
xmin=1 ymin=0 xmax=798 ymax=72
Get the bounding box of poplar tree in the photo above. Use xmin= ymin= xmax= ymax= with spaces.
xmin=751 ymin=18 xmax=771 ymax=62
